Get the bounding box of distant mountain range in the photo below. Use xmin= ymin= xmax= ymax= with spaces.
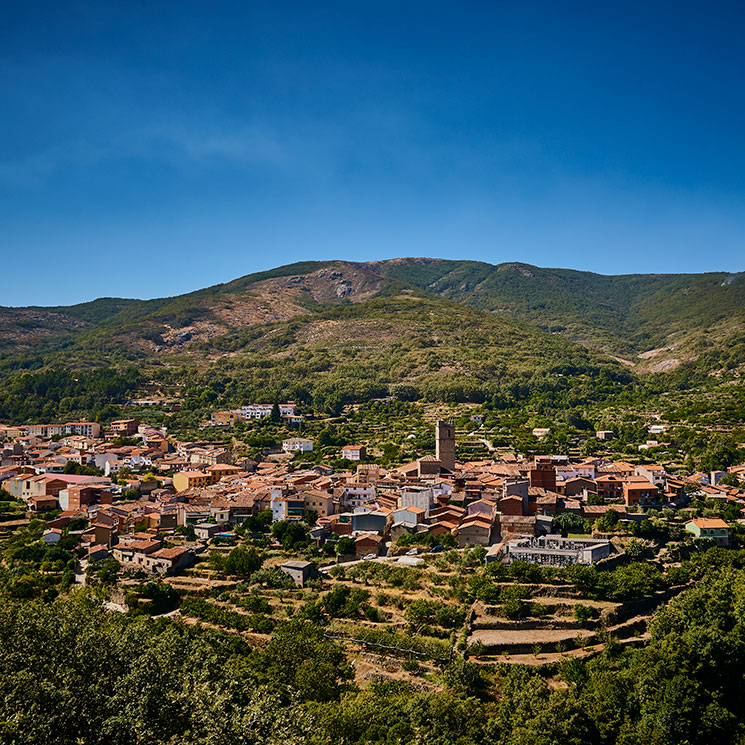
xmin=1 ymin=259 xmax=743 ymax=389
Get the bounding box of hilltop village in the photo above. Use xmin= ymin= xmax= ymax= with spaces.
xmin=2 ymin=404 xmax=744 ymax=578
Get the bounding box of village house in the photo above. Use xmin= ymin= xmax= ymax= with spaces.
xmin=189 ymin=448 xmax=232 ymax=466
xmin=210 ymin=411 xmax=242 ymax=426
xmin=193 ymin=522 xmax=225 ymax=540
xmin=0 ymin=425 xmax=28 ymax=440
xmin=205 ymin=463 xmax=242 ymax=481
xmin=456 ymin=514 xmax=493 ymax=547
xmin=685 ymin=518 xmax=730 ymax=546
xmin=7 ymin=474 xmax=67 ymax=502
xmin=239 ymin=403 xmax=297 ymax=420
xmin=93 ymin=513 xmax=118 ymax=547
xmin=498 ymin=494 xmax=527 ymax=516
xmin=558 ymin=476 xmax=597 ymax=498
xmin=173 ymin=470 xmax=211 ymax=492
xmin=282 ymin=437 xmax=314 ymax=454
xmin=500 ymin=514 xmax=539 ymax=538
xmin=582 ymin=504 xmax=627 ymax=521
xmin=392 ymin=505 xmax=426 ymax=526
xmin=529 ymin=457 xmax=557 ymax=491
xmin=354 ymin=532 xmax=384 ymax=558
xmin=280 ymin=560 xmax=317 ymax=587
xmin=399 ymin=486 xmax=436 ymax=516
xmin=341 ymin=445 xmax=366 ymax=461
xmin=467 ymin=499 xmax=496 ymax=520
xmin=300 ymin=489 xmax=335 ymax=518
xmin=64 ymin=422 xmax=102 ymax=439
xmin=29 ymin=494 xmax=60 ymax=512
xmin=595 ymin=474 xmax=624 ymax=501
xmin=60 ymin=484 xmax=113 ymax=511
xmin=354 ymin=463 xmax=380 ymax=484
xmin=342 ymin=484 xmax=376 ymax=509
xmin=271 ymin=495 xmax=305 ymax=522
xmin=622 ymin=476 xmax=658 ymax=507
xmin=26 ymin=424 xmax=66 ymax=439
xmin=146 ymin=546 xmax=195 ymax=575
xmin=112 ymin=536 xmax=163 ymax=567
xmin=111 ymin=419 xmax=141 ymax=436
xmin=635 ymin=464 xmax=667 ymax=489
xmin=350 ymin=509 xmax=389 ymax=533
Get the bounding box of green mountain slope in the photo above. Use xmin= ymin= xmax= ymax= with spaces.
xmin=367 ymin=258 xmax=745 ymax=370
xmin=7 ymin=257 xmax=743 ymax=367
xmin=184 ymin=289 xmax=631 ymax=413
xmin=0 ymin=260 xmax=635 ymax=420
xmin=1 ymin=257 xmax=743 ymax=416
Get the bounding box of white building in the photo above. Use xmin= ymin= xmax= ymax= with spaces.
xmin=635 ymin=464 xmax=667 ymax=489
xmin=240 ymin=403 xmax=297 ymax=420
xmin=282 ymin=438 xmax=314 ymax=453
xmin=94 ymin=453 xmax=121 ymax=471
xmin=342 ymin=484 xmax=376 ymax=509
xmin=506 ymin=534 xmax=612 ymax=566
xmin=65 ymin=422 xmax=101 ymax=438
xmin=104 ymin=460 xmax=122 ymax=477
xmin=26 ymin=424 xmax=66 ymax=438
xmin=341 ymin=445 xmax=366 ymax=461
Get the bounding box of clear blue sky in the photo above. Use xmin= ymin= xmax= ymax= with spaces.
xmin=2 ymin=1 xmax=744 ymax=306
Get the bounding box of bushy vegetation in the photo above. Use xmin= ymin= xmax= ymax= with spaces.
xmin=208 ymin=546 xmax=264 ymax=577
xmin=477 ymin=558 xmax=682 ymax=602
xmin=405 ymin=598 xmax=466 ymax=629
xmin=0 ymin=520 xmax=81 ymax=600
xmin=396 ymin=531 xmax=458 ymax=548
xmin=180 ymin=596 xmax=275 ymax=634
xmin=0 ymin=367 xmax=142 ymax=423
xmin=3 ymin=542 xmax=745 ymax=743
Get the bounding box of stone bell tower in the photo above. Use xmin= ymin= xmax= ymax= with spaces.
xmin=435 ymin=419 xmax=455 ymax=472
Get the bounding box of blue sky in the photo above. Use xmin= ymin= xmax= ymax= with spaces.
xmin=2 ymin=0 xmax=744 ymax=306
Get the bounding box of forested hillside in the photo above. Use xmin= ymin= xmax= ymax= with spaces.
xmin=369 ymin=258 xmax=745 ymax=369
xmin=4 ymin=549 xmax=745 ymax=745
xmin=1 ymin=258 xmax=743 ymax=423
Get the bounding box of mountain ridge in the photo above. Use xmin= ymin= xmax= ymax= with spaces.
xmin=1 ymin=258 xmax=744 ymax=376
xmin=2 ymin=257 xmax=744 ymax=423
xmin=0 ymin=257 xmax=745 ymax=372
xmin=6 ymin=258 xmax=743 ymax=311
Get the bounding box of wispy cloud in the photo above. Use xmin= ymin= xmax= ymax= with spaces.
xmin=0 ymin=141 xmax=108 ymax=189
xmin=0 ymin=122 xmax=292 ymax=189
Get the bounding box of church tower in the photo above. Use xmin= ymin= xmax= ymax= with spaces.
xmin=435 ymin=419 xmax=455 ymax=472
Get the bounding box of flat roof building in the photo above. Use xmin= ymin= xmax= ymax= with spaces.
xmin=505 ymin=534 xmax=612 ymax=566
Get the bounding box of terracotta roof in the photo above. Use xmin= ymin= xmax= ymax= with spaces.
xmin=153 ymin=546 xmax=190 ymax=560
xmin=690 ymin=518 xmax=729 ymax=529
